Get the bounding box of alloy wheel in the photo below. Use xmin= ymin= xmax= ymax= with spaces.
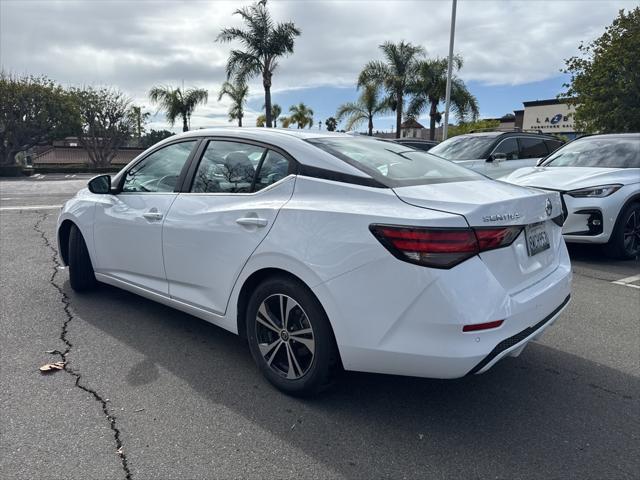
xmin=623 ymin=209 xmax=640 ymax=256
xmin=255 ymin=294 xmax=315 ymax=379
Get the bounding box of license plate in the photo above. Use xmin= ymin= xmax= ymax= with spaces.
xmin=525 ymin=222 xmax=550 ymax=256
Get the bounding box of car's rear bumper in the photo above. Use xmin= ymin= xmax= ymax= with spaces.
xmin=313 ymin=240 xmax=572 ymax=379
xmin=466 ymin=294 xmax=570 ymax=375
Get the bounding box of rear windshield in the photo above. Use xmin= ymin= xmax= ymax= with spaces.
xmin=542 ymin=136 xmax=640 ymax=168
xmin=428 ymin=135 xmax=496 ymax=160
xmin=308 ymin=137 xmax=482 ymax=187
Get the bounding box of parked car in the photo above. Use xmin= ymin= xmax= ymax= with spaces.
xmin=429 ymin=131 xmax=564 ymax=178
xmin=502 ymin=133 xmax=640 ymax=259
xmin=57 ymin=128 xmax=571 ymax=395
xmin=393 ymin=138 xmax=438 ymax=151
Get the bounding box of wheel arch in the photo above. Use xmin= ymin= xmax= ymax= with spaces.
xmin=612 ymin=191 xmax=640 ymax=230
xmin=57 ymin=219 xmax=76 ymax=266
xmin=236 ymin=267 xmax=312 ymax=339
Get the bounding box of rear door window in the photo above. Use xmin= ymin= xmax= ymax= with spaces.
xmin=518 ymin=138 xmax=549 ymax=159
xmin=254 ymin=150 xmax=291 ymax=192
xmin=191 ymin=141 xmax=266 ymax=193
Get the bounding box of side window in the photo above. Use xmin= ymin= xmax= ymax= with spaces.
xmin=122 ymin=141 xmax=196 ymax=193
xmin=254 ymin=150 xmax=291 ymax=192
xmin=191 ymin=140 xmax=266 ymax=193
xmin=492 ymin=138 xmax=519 ymax=160
xmin=519 ymin=138 xmax=549 ymax=159
xmin=544 ymin=139 xmax=563 ymax=154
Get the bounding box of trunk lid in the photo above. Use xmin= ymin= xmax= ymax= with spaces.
xmin=393 ymin=179 xmax=565 ymax=294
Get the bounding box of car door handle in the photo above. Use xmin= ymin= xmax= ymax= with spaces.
xmin=142 ymin=211 xmax=164 ymax=221
xmin=236 ymin=217 xmax=268 ymax=227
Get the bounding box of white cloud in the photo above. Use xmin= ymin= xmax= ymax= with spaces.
xmin=1 ymin=0 xmax=633 ymax=128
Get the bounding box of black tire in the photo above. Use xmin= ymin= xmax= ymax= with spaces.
xmin=604 ymin=202 xmax=640 ymax=260
xmin=246 ymin=275 xmax=339 ymax=396
xmin=68 ymin=224 xmax=97 ymax=292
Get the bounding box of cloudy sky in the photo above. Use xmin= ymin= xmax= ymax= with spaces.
xmin=0 ymin=0 xmax=634 ymax=132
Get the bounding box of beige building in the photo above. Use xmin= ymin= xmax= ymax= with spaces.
xmin=521 ymin=99 xmax=578 ymax=139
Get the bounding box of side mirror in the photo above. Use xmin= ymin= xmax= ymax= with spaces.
xmin=488 ymin=152 xmax=507 ymax=163
xmin=88 ymin=174 xmax=111 ymax=194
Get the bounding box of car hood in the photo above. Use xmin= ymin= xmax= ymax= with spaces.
xmin=501 ymin=166 xmax=640 ymax=191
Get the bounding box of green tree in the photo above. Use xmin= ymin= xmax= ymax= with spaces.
xmin=408 ymin=56 xmax=479 ymax=140
xmin=271 ymin=104 xmax=282 ymax=127
xmin=129 ymin=105 xmax=150 ymax=141
xmin=148 ymin=85 xmax=208 ymax=132
xmin=358 ymin=41 xmax=424 ymax=138
xmin=0 ymin=73 xmax=80 ymax=166
xmin=217 ymin=0 xmax=301 ymax=128
xmin=560 ymin=7 xmax=640 ymax=132
xmin=141 ymin=129 xmax=174 ymax=148
xmin=336 ymin=83 xmax=389 ymax=135
xmin=260 ymin=103 xmax=282 ymax=127
xmin=256 ymin=114 xmax=266 ymax=127
xmin=218 ymin=80 xmax=249 ymax=127
xmin=447 ymin=119 xmax=500 ymax=138
xmin=282 ymin=103 xmax=313 ymax=129
xmin=324 ymin=116 xmax=337 ymax=132
xmin=71 ymin=87 xmax=136 ymax=167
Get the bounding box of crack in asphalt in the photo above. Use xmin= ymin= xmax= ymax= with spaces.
xmin=34 ymin=214 xmax=133 ymax=480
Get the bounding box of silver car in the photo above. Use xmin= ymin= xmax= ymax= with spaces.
xmin=429 ymin=132 xmax=564 ymax=178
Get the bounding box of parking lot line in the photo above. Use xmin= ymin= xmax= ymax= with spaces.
xmin=611 ymin=274 xmax=640 ymax=289
xmin=0 ymin=205 xmax=62 ymax=211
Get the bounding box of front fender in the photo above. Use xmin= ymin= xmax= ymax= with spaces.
xmin=56 ymin=189 xmax=97 ymax=266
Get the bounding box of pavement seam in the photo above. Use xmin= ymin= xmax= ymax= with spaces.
xmin=34 ymin=213 xmax=133 ymax=480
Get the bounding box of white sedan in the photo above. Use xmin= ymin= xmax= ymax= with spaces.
xmin=57 ymin=129 xmax=572 ymax=395
xmin=503 ymin=134 xmax=640 ymax=259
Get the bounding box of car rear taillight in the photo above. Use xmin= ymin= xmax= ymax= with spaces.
xmin=370 ymin=224 xmax=523 ymax=269
xmin=474 ymin=226 xmax=522 ymax=251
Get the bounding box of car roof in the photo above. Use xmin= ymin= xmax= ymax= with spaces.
xmin=395 ymin=138 xmax=437 ymax=143
xmin=174 ymin=127 xmax=352 ymax=141
xmin=457 ymin=131 xmax=560 ymax=140
xmin=575 ymin=133 xmax=640 ymax=140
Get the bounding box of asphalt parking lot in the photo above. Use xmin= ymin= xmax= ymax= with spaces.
xmin=1 ymin=176 xmax=639 ymax=479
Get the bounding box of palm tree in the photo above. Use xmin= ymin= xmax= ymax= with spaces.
xmin=262 ymin=103 xmax=282 ymax=127
xmin=282 ymin=103 xmax=313 ymax=129
xmin=336 ymin=84 xmax=389 ymax=136
xmin=148 ymin=85 xmax=208 ymax=132
xmin=407 ymin=56 xmax=479 ymax=140
xmin=129 ymin=105 xmax=150 ymax=140
xmin=358 ymin=41 xmax=424 ymax=138
xmin=218 ymin=81 xmax=249 ymax=127
xmin=256 ymin=114 xmax=266 ymax=127
xmin=217 ymin=0 xmax=301 ymax=128
xmin=324 ymin=117 xmax=337 ymax=132
xmin=271 ymin=104 xmax=282 ymax=127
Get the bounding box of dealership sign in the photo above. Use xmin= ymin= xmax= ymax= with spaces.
xmin=522 ymin=102 xmax=576 ymax=133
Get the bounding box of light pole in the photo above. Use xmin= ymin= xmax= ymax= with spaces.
xmin=442 ymin=0 xmax=457 ymax=141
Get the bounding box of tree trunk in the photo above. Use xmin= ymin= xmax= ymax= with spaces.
xmin=368 ymin=115 xmax=374 ymax=136
xmin=429 ymin=100 xmax=438 ymax=141
xmin=395 ymin=92 xmax=402 ymax=139
xmin=263 ymin=71 xmax=273 ymax=128
xmin=238 ymin=115 xmax=242 ymax=127
xmin=182 ymin=115 xmax=189 ymax=132
xmin=1 ymin=150 xmax=17 ymax=167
